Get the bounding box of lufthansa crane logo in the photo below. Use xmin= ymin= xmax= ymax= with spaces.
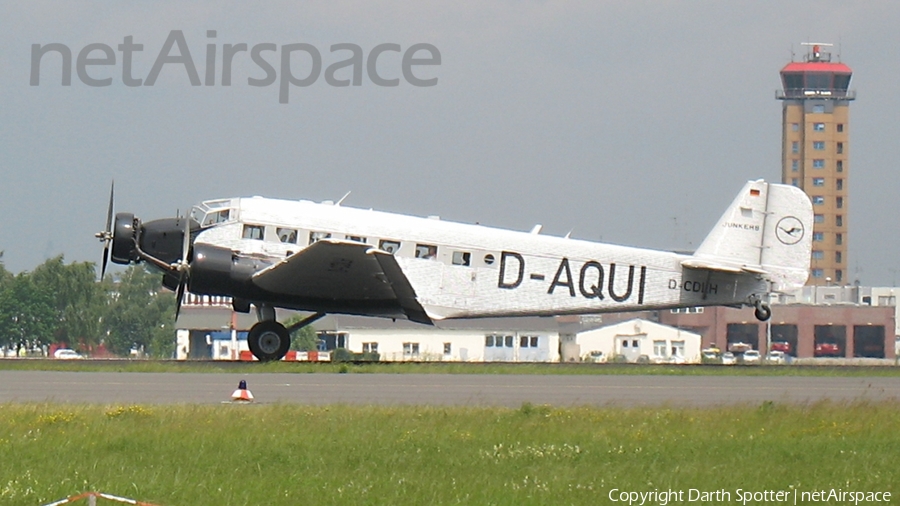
xmin=775 ymin=216 xmax=804 ymax=245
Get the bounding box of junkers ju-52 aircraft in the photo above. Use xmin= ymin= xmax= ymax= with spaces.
xmin=97 ymin=180 xmax=812 ymax=362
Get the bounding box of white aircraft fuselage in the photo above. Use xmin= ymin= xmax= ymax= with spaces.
xmin=102 ymin=180 xmax=812 ymax=360
xmin=191 ymin=196 xmax=763 ymax=319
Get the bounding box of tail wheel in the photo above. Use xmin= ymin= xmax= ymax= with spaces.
xmin=248 ymin=321 xmax=291 ymax=362
xmin=754 ymin=303 xmax=772 ymax=322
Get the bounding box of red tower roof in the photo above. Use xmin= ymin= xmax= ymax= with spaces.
xmin=781 ymin=61 xmax=852 ymax=74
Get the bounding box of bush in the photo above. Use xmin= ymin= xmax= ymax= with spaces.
xmin=332 ymin=348 xmax=380 ymax=362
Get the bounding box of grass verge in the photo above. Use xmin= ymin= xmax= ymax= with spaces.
xmin=0 ymin=401 xmax=897 ymax=505
xmin=2 ymin=358 xmax=900 ymax=376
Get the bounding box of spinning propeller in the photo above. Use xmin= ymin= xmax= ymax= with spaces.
xmin=173 ymin=215 xmax=191 ymax=320
xmin=94 ymin=182 xmax=115 ymax=279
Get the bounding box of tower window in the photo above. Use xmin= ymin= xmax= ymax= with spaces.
xmin=836 ymin=197 xmax=844 ymax=209
xmin=813 ymin=141 xmax=825 ymax=150
xmin=812 ymin=250 xmax=824 ymax=260
xmin=791 ymin=178 xmax=799 ymax=187
xmin=836 ymin=160 xmax=844 ymax=172
xmin=836 ymin=269 xmax=843 ymax=282
xmin=812 ymin=196 xmax=825 ymax=205
xmin=813 ymin=123 xmax=825 ymax=131
xmin=837 ymin=124 xmax=844 ymax=133
xmin=836 ymin=142 xmax=843 ymax=154
xmin=812 ymin=269 xmax=824 ymax=278
xmin=813 ymin=159 xmax=825 ymax=169
xmin=835 ymin=251 xmax=842 ymax=264
xmin=791 ymin=123 xmax=799 ymax=132
xmin=791 ymin=159 xmax=798 ymax=171
xmin=813 ymin=232 xmax=825 ymax=242
xmin=836 ymin=215 xmax=843 ymax=227
xmin=791 ymin=141 xmax=799 ymax=154
xmin=836 ymin=179 xmax=843 ymax=191
xmin=813 ymin=105 xmax=825 ymax=113
xmin=814 ymin=214 xmax=825 ymax=224
xmin=836 ymin=233 xmax=843 ymax=245
xmin=812 ymin=177 xmax=825 ymax=187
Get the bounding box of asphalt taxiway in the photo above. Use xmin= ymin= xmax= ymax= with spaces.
xmin=2 ymin=371 xmax=900 ymax=406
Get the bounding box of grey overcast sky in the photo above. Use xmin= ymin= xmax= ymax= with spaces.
xmin=2 ymin=1 xmax=899 ymax=285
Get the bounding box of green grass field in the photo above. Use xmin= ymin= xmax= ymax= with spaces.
xmin=1 ymin=401 xmax=897 ymax=505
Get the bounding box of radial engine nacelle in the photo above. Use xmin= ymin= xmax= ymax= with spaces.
xmin=110 ymin=212 xmax=199 ymax=268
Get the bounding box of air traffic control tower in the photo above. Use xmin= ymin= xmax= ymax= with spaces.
xmin=777 ymin=43 xmax=854 ymax=286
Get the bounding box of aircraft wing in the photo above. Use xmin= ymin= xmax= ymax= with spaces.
xmin=250 ymin=240 xmax=432 ymax=324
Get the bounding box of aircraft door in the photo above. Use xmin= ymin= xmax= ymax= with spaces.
xmin=617 ymin=335 xmax=642 ymax=363
xmin=440 ymin=259 xmax=476 ymax=306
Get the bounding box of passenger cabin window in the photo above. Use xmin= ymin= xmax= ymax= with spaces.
xmin=452 ymin=251 xmax=471 ymax=266
xmin=415 ymin=244 xmax=437 ymax=259
xmin=309 ymin=231 xmax=331 ymax=244
xmin=277 ymin=228 xmax=298 ymax=244
xmin=346 ymin=235 xmax=367 ymax=243
xmin=242 ymin=225 xmax=264 ymax=240
xmin=379 ymin=240 xmax=400 ymax=254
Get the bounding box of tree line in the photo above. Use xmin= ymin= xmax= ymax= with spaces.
xmin=0 ymin=252 xmax=176 ymax=358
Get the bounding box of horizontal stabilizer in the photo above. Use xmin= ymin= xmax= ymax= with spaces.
xmin=681 ymin=259 xmax=767 ymax=275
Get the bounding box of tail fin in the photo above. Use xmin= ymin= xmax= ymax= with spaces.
xmin=685 ymin=180 xmax=813 ymax=292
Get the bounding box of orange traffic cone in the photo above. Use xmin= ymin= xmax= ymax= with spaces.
xmin=231 ymin=379 xmax=254 ymax=402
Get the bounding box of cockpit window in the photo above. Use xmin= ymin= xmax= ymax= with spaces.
xmin=192 ymin=200 xmax=235 ymax=228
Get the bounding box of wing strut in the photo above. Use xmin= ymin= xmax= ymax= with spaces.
xmin=286 ymin=312 xmax=326 ymax=333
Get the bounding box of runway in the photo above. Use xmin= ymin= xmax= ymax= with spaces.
xmin=2 ymin=371 xmax=900 ymax=406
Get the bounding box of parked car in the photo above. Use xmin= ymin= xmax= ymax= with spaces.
xmin=766 ymin=350 xmax=786 ymax=364
xmin=728 ymin=342 xmax=752 ymax=353
xmin=54 ymin=349 xmax=83 ymax=360
xmin=815 ymin=342 xmax=841 ymax=357
xmin=742 ymin=350 xmax=761 ymax=364
xmin=721 ymin=352 xmax=736 ymax=365
xmin=584 ymin=350 xmax=607 ymax=363
xmin=770 ymin=341 xmax=792 ymax=354
xmin=701 ymin=348 xmax=720 ymax=361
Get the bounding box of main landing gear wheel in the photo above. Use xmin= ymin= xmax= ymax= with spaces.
xmin=248 ymin=321 xmax=291 ymax=362
xmin=754 ymin=302 xmax=772 ymax=322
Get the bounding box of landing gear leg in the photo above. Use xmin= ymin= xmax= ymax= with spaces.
xmin=246 ymin=307 xmax=327 ymax=362
xmin=247 ymin=305 xmax=289 ymax=362
xmin=754 ymin=301 xmax=772 ymax=322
